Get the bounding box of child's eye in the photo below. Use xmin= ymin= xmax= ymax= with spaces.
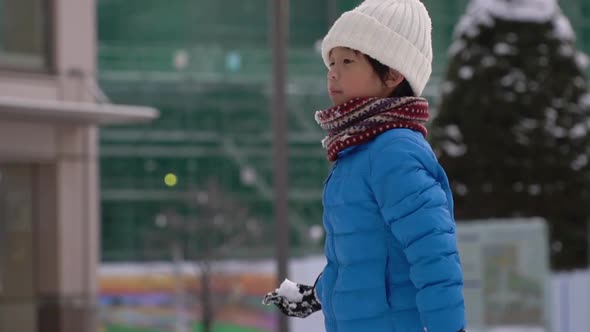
xmin=329 ymin=61 xmax=335 ymax=67
xmin=343 ymin=59 xmax=354 ymax=64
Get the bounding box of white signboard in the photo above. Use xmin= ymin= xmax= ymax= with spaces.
xmin=457 ymin=218 xmax=550 ymax=331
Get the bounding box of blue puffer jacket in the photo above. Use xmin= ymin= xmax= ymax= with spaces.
xmin=315 ymin=128 xmax=466 ymax=332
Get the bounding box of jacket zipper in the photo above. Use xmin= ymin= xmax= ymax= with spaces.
xmin=323 ymin=162 xmax=339 ymax=330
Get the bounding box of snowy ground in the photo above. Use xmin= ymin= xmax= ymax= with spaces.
xmin=469 ymin=328 xmax=545 ymax=332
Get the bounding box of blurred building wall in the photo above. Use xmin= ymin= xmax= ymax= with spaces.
xmin=0 ymin=0 xmax=156 ymax=331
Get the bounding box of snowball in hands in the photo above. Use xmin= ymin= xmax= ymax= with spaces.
xmin=277 ymin=279 xmax=304 ymax=302
xmin=262 ymin=278 xmax=322 ymax=318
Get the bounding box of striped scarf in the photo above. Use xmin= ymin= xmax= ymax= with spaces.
xmin=315 ymin=97 xmax=430 ymax=161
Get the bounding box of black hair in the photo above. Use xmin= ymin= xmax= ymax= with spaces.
xmin=331 ymin=48 xmax=416 ymax=97
xmin=365 ymin=55 xmax=415 ymax=97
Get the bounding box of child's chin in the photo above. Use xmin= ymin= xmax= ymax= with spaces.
xmin=329 ymin=95 xmax=348 ymax=106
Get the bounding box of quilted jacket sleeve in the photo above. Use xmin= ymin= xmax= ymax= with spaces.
xmin=370 ymin=137 xmax=466 ymax=332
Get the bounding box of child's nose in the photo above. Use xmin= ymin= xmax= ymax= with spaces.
xmin=327 ymin=69 xmax=338 ymax=81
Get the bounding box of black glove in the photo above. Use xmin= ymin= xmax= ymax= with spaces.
xmin=262 ymin=280 xmax=322 ymax=318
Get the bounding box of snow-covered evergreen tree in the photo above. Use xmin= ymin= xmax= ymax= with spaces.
xmin=432 ymin=0 xmax=590 ymax=270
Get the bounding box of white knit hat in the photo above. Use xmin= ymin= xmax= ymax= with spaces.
xmin=321 ymin=0 xmax=433 ymax=96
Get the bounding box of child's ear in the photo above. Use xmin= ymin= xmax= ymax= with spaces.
xmin=385 ymin=70 xmax=404 ymax=88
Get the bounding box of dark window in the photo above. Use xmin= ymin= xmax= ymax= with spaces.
xmin=0 ymin=0 xmax=51 ymax=71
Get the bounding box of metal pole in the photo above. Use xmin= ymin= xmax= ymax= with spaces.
xmin=270 ymin=0 xmax=290 ymax=331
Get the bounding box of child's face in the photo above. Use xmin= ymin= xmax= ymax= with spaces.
xmin=327 ymin=47 xmax=398 ymax=106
